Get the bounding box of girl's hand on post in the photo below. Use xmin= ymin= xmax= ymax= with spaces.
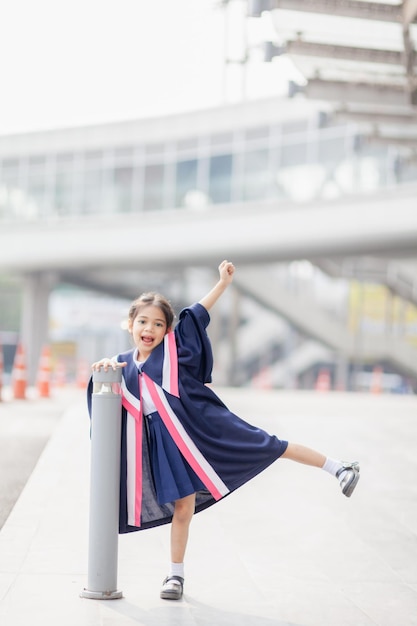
xmin=91 ymin=358 xmax=127 ymax=371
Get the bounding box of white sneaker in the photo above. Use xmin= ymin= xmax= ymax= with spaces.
xmin=336 ymin=462 xmax=360 ymax=497
xmin=160 ymin=576 xmax=184 ymax=600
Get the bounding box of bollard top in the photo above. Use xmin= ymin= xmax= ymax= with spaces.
xmin=92 ymin=367 xmax=123 ymax=384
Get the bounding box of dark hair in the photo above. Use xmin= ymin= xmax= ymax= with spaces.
xmin=128 ymin=292 xmax=175 ymax=329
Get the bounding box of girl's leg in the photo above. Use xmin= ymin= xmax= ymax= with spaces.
xmin=281 ymin=442 xmax=326 ymax=467
xmin=160 ymin=493 xmax=195 ymax=600
xmin=282 ymin=442 xmax=360 ymax=497
xmin=171 ymin=493 xmax=196 ymax=564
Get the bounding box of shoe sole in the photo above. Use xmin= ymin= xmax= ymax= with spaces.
xmin=343 ymin=471 xmax=360 ymax=497
xmin=160 ymin=591 xmax=182 ymax=600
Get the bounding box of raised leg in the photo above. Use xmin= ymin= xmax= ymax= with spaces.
xmin=281 ymin=442 xmax=326 ymax=467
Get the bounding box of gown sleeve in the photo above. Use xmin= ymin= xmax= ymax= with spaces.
xmin=175 ymin=302 xmax=214 ymax=384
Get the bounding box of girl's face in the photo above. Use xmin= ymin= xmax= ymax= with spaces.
xmin=128 ymin=304 xmax=170 ymax=360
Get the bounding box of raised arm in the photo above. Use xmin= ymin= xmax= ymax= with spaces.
xmin=199 ymin=260 xmax=235 ymax=312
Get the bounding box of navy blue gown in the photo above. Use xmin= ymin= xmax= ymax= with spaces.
xmin=88 ymin=303 xmax=288 ymax=533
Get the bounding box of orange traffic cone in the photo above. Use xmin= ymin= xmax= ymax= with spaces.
xmin=37 ymin=345 xmax=52 ymax=398
xmin=315 ymin=367 xmax=331 ymax=392
xmin=12 ymin=343 xmax=27 ymax=400
xmin=370 ymin=366 xmax=383 ymax=394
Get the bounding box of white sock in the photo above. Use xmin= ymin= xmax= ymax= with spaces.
xmin=322 ymin=457 xmax=344 ymax=478
xmin=169 ymin=562 xmax=184 ymax=579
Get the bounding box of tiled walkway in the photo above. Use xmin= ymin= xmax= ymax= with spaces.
xmin=0 ymin=388 xmax=416 ymax=626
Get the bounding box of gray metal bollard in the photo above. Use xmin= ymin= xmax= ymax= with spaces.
xmin=81 ymin=367 xmax=123 ymax=600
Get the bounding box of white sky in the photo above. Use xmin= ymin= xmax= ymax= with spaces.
xmin=0 ymin=0 xmax=289 ymax=136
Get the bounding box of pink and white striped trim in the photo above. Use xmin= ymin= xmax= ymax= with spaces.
xmin=162 ymin=332 xmax=179 ymax=397
xmin=121 ymin=377 xmax=141 ymax=420
xmin=142 ymin=373 xmax=229 ymax=501
xmin=121 ymin=376 xmax=143 ymax=526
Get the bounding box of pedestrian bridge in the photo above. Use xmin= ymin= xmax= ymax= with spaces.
xmin=1 ymin=184 xmax=416 ymax=274
xmin=2 ymin=182 xmax=417 ymax=387
xmin=1 ymin=95 xmax=417 ymax=389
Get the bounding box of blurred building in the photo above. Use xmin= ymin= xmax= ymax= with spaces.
xmin=0 ymin=92 xmax=416 ymax=392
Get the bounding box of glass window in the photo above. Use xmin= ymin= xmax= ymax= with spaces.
xmin=318 ymin=135 xmax=346 ymax=164
xmin=210 ymin=132 xmax=233 ymax=147
xmin=281 ymin=141 xmax=307 ymax=167
xmin=145 ymin=143 xmax=165 ymax=158
xmin=243 ymin=149 xmax=271 ymax=201
xmin=209 ymin=154 xmax=232 ymax=204
xmin=175 ymin=159 xmax=198 ymax=207
xmin=395 ymin=156 xmax=417 ymax=185
xmin=55 ymin=156 xmax=74 ymax=215
xmin=0 ymin=160 xmax=26 ymax=219
xmin=282 ymin=120 xmax=309 ymax=136
xmin=113 ymin=166 xmax=133 ymax=212
xmin=82 ymin=168 xmax=102 ymax=214
xmin=177 ymin=137 xmax=198 ymax=154
xmin=56 ymin=153 xmax=73 ymax=163
xmin=84 ymin=150 xmax=103 ymax=166
xmin=2 ymin=159 xmax=19 ymax=185
xmin=244 ymin=126 xmax=269 ymax=141
xmin=144 ymin=164 xmax=165 ymax=211
xmin=114 ymin=146 xmax=134 ymax=162
xmin=26 ymin=156 xmax=46 ymax=216
xmin=55 ymin=169 xmax=73 ymax=214
xmin=80 ymin=152 xmax=104 ymax=214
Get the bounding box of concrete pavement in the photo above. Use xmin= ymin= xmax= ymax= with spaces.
xmin=0 ymin=387 xmax=76 ymax=529
xmin=0 ymin=387 xmax=416 ymax=626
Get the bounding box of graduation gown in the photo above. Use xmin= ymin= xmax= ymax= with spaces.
xmin=88 ymin=303 xmax=288 ymax=533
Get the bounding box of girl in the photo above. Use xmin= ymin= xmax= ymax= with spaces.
xmin=91 ymin=260 xmax=359 ymax=601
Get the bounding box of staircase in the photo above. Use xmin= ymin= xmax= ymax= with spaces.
xmin=233 ymin=266 xmax=417 ymax=378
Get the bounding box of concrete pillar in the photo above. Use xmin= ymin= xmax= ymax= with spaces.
xmin=335 ymin=353 xmax=349 ymax=391
xmin=21 ymin=271 xmax=56 ymax=384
